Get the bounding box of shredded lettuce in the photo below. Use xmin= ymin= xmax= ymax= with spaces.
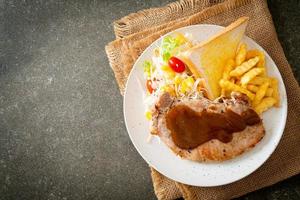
xmin=143 ymin=60 xmax=155 ymax=78
xmin=161 ymin=35 xmax=184 ymax=62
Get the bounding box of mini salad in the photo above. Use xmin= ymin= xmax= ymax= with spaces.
xmin=142 ymin=33 xmax=207 ymax=120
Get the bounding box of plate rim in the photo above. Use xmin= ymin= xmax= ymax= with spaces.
xmin=123 ymin=24 xmax=288 ymax=186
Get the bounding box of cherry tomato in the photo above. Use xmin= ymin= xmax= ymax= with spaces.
xmin=146 ymin=80 xmax=154 ymax=94
xmin=168 ymin=56 xmax=186 ymax=73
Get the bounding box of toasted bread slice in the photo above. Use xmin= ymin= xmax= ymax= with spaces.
xmin=179 ymin=17 xmax=249 ymax=99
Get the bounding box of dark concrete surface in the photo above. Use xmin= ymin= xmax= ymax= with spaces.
xmin=0 ymin=0 xmax=299 ymax=199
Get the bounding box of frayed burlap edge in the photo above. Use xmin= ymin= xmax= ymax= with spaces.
xmin=114 ymin=0 xmax=227 ymax=39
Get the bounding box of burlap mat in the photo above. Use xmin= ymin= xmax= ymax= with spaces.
xmin=105 ymin=0 xmax=300 ymax=199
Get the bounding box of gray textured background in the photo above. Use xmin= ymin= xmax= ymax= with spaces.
xmin=0 ymin=0 xmax=299 ymax=199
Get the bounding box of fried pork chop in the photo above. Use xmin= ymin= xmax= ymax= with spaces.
xmin=150 ymin=92 xmax=265 ymax=162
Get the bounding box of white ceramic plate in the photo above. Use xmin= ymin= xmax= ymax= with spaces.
xmin=123 ymin=25 xmax=287 ymax=187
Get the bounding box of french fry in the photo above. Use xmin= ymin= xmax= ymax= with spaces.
xmin=246 ymin=50 xmax=265 ymax=68
xmin=247 ymin=85 xmax=273 ymax=96
xmin=220 ymin=45 xmax=280 ymax=114
xmin=254 ymin=97 xmax=276 ymax=114
xmin=221 ymin=59 xmax=235 ymax=95
xmin=246 ymin=50 xmax=267 ymax=76
xmin=219 ymin=79 xmax=255 ymax=100
xmin=249 ymin=76 xmax=270 ymax=85
xmin=252 ymin=82 xmax=269 ymax=106
xmin=266 ymin=88 xmax=274 ymax=97
xmin=247 ymin=84 xmax=258 ymax=92
xmin=222 ymin=59 xmax=235 ymax=80
xmin=230 ymin=56 xmax=259 ymax=77
xmin=240 ymin=68 xmax=265 ymax=86
xmin=221 ymin=89 xmax=226 ymax=96
xmin=270 ymin=78 xmax=280 ymax=107
xmin=235 ymin=43 xmax=247 ymax=66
